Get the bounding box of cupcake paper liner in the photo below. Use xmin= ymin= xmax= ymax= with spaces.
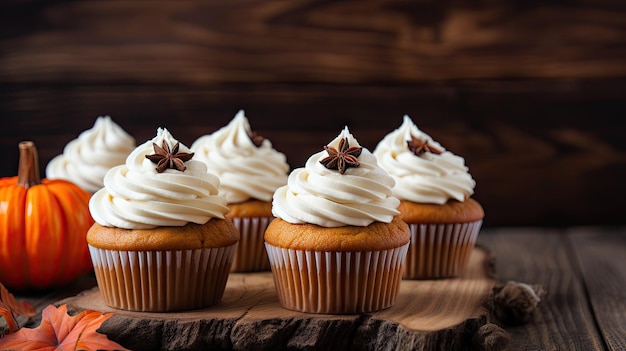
xmin=403 ymin=220 xmax=482 ymax=280
xmin=230 ymin=216 xmax=273 ymax=272
xmin=88 ymin=244 xmax=236 ymax=312
xmin=265 ymin=242 xmax=409 ymax=314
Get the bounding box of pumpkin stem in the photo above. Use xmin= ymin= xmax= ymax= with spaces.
xmin=17 ymin=141 xmax=41 ymax=189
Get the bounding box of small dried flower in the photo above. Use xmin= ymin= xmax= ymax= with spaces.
xmin=145 ymin=140 xmax=194 ymax=173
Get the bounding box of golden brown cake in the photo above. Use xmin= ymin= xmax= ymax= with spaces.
xmin=266 ymin=127 xmax=410 ymax=314
xmin=398 ymin=198 xmax=484 ymax=225
xmin=374 ymin=116 xmax=484 ymax=279
xmin=265 ymin=217 xmax=409 ymax=252
xmin=191 ymin=111 xmax=289 ymax=272
xmin=87 ymin=128 xmax=238 ymax=312
xmin=226 ymin=199 xmax=273 ymax=219
xmin=87 ymin=220 xmax=239 ymax=251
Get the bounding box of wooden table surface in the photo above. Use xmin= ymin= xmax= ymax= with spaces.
xmin=479 ymin=227 xmax=626 ymax=351
xmin=8 ymin=226 xmax=625 ymax=351
xmin=2 ymin=2 xmax=624 ymax=348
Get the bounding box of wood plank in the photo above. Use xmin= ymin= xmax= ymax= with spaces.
xmin=1 ymin=0 xmax=625 ymax=227
xmin=1 ymin=81 xmax=624 ymax=227
xmin=1 ymin=1 xmax=625 ymax=84
xmin=478 ymin=229 xmax=606 ymax=350
xmin=56 ymin=247 xmax=495 ymax=350
xmin=568 ymin=228 xmax=626 ymax=351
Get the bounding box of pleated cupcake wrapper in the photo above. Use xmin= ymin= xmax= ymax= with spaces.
xmin=88 ymin=244 xmax=236 ymax=312
xmin=265 ymin=242 xmax=409 ymax=314
xmin=230 ymin=216 xmax=273 ymax=272
xmin=403 ymin=220 xmax=482 ymax=280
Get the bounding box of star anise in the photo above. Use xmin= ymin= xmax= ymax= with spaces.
xmin=407 ymin=135 xmax=442 ymax=156
xmin=145 ymin=140 xmax=194 ymax=173
xmin=319 ymin=137 xmax=362 ymax=174
xmin=248 ymin=130 xmax=265 ymax=147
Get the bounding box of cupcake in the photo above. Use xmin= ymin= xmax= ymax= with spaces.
xmin=46 ymin=116 xmax=136 ymax=193
xmin=373 ymin=115 xmax=484 ymax=279
xmin=87 ymin=128 xmax=239 ymax=312
xmin=266 ymin=127 xmax=410 ymax=314
xmin=191 ymin=110 xmax=289 ymax=272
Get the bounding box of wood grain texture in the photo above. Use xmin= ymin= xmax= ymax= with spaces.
xmin=569 ymin=228 xmax=626 ymax=351
xmin=6 ymin=228 xmax=625 ymax=349
xmin=1 ymin=1 xmax=625 ymax=84
xmin=55 ymin=247 xmax=495 ymax=351
xmin=1 ymin=0 xmax=625 ymax=227
xmin=478 ymin=229 xmax=606 ymax=351
xmin=1 ymin=81 xmax=624 ymax=226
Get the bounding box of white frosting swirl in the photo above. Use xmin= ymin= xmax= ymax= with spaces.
xmin=272 ymin=127 xmax=400 ymax=227
xmin=89 ymin=128 xmax=229 ymax=229
xmin=373 ymin=115 xmax=476 ymax=205
xmin=190 ymin=110 xmax=289 ymax=203
xmin=46 ymin=116 xmax=136 ymax=193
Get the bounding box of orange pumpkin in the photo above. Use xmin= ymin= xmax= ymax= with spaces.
xmin=0 ymin=141 xmax=94 ymax=290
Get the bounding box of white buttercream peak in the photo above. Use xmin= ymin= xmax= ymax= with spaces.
xmin=89 ymin=128 xmax=229 ymax=229
xmin=45 ymin=115 xmax=135 ymax=193
xmin=190 ymin=110 xmax=289 ymax=203
xmin=272 ymin=127 xmax=400 ymax=227
xmin=373 ymin=115 xmax=475 ymax=204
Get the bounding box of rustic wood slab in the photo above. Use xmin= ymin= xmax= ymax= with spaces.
xmin=57 ymin=247 xmax=495 ymax=350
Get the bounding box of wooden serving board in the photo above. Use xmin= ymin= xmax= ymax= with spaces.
xmin=57 ymin=247 xmax=496 ymax=350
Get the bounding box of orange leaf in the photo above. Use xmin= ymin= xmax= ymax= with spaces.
xmin=0 ymin=282 xmax=36 ymax=334
xmin=0 ymin=304 xmax=129 ymax=351
xmin=0 ymin=301 xmax=18 ymax=336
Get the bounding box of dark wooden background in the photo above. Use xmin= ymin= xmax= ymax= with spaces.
xmin=1 ymin=0 xmax=625 ymax=227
